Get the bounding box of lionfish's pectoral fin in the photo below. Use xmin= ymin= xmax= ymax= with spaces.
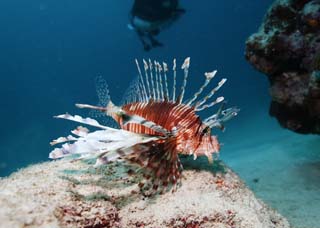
xmin=54 ymin=113 xmax=115 ymax=130
xmin=76 ymin=102 xmax=172 ymax=137
xmin=204 ymin=103 xmax=239 ymax=130
xmin=120 ymin=112 xmax=172 ymax=137
xmin=50 ymin=114 xmax=160 ymax=160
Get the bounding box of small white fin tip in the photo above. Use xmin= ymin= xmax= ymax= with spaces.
xmin=205 ymin=70 xmax=217 ymax=79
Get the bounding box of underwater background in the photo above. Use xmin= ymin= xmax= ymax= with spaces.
xmin=0 ymin=0 xmax=319 ymax=227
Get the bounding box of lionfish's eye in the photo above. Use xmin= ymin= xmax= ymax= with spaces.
xmin=202 ymin=126 xmax=210 ymax=135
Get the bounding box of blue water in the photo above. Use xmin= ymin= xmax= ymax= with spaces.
xmin=0 ymin=0 xmax=319 ymax=227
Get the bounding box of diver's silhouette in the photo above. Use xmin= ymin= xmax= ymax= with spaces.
xmin=129 ymin=0 xmax=185 ymax=51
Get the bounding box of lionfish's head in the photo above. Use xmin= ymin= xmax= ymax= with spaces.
xmin=177 ymin=124 xmax=220 ymax=163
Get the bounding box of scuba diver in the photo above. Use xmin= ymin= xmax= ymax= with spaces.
xmin=129 ymin=0 xmax=185 ymax=51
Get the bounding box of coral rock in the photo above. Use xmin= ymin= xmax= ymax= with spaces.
xmin=246 ymin=0 xmax=320 ymax=134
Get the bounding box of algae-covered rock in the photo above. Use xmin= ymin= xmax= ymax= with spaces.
xmin=0 ymin=159 xmax=290 ymax=228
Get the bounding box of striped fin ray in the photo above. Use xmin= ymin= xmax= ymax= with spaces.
xmin=135 ymin=59 xmax=148 ymax=101
xmin=157 ymin=62 xmax=164 ymax=100
xmin=172 ymin=58 xmax=177 ymax=102
xmin=177 ymin=57 xmax=190 ymax=104
xmin=121 ymin=112 xmax=172 ymax=137
xmin=143 ymin=59 xmax=152 ymax=99
xmin=195 ymin=96 xmax=224 ymax=111
xmin=162 ymin=62 xmax=170 ymax=101
xmin=134 ymin=57 xmax=194 ymax=104
xmin=186 ymin=70 xmax=217 ymax=106
xmin=203 ymin=103 xmax=239 ymax=131
xmin=203 ymin=102 xmax=225 ymax=124
xmin=154 ymin=60 xmax=160 ymax=100
xmin=149 ymin=59 xmax=156 ymax=99
xmin=194 ymin=78 xmax=227 ymax=110
xmin=76 ymin=101 xmax=172 ymax=136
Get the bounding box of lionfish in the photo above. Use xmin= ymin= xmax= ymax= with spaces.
xmin=50 ymin=57 xmax=238 ymax=193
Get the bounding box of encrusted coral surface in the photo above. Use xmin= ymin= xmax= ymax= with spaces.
xmin=0 ymin=159 xmax=289 ymax=228
xmin=246 ymin=0 xmax=320 ymax=134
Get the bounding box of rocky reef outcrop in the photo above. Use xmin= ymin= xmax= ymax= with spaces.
xmin=246 ymin=0 xmax=320 ymax=134
xmin=0 ymin=159 xmax=289 ymax=228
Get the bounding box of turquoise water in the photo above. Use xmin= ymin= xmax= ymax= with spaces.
xmin=0 ymin=1 xmax=319 ymax=227
xmin=222 ymin=111 xmax=320 ymax=228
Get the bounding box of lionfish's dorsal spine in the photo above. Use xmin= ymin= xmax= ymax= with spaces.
xmin=157 ymin=62 xmax=164 ymax=101
xmin=135 ymin=59 xmax=148 ymax=102
xmin=143 ymin=59 xmax=152 ymax=100
xmin=195 ymin=96 xmax=225 ymax=112
xmin=77 ymin=57 xmax=238 ymax=133
xmin=149 ymin=59 xmax=156 ymax=100
xmin=186 ymin=70 xmax=217 ymax=106
xmin=154 ymin=61 xmax=159 ymax=100
xmin=194 ymin=78 xmax=227 ymax=110
xmin=133 ymin=57 xmax=239 ymax=131
xmin=172 ymin=59 xmax=177 ymax=102
xmin=162 ymin=62 xmax=170 ymax=101
xmin=176 ymin=57 xmax=190 ymax=104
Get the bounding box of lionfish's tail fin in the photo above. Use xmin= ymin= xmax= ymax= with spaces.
xmin=203 ymin=103 xmax=239 ymax=131
xmin=125 ymin=139 xmax=183 ymax=194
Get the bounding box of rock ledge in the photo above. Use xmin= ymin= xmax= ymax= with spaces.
xmin=0 ymin=159 xmax=289 ymax=228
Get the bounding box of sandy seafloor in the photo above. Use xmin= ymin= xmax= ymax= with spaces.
xmin=221 ymin=111 xmax=320 ymax=228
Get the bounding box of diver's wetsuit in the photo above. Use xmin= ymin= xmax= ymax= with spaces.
xmin=130 ymin=0 xmax=184 ymax=51
xmin=131 ymin=0 xmax=179 ymax=22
